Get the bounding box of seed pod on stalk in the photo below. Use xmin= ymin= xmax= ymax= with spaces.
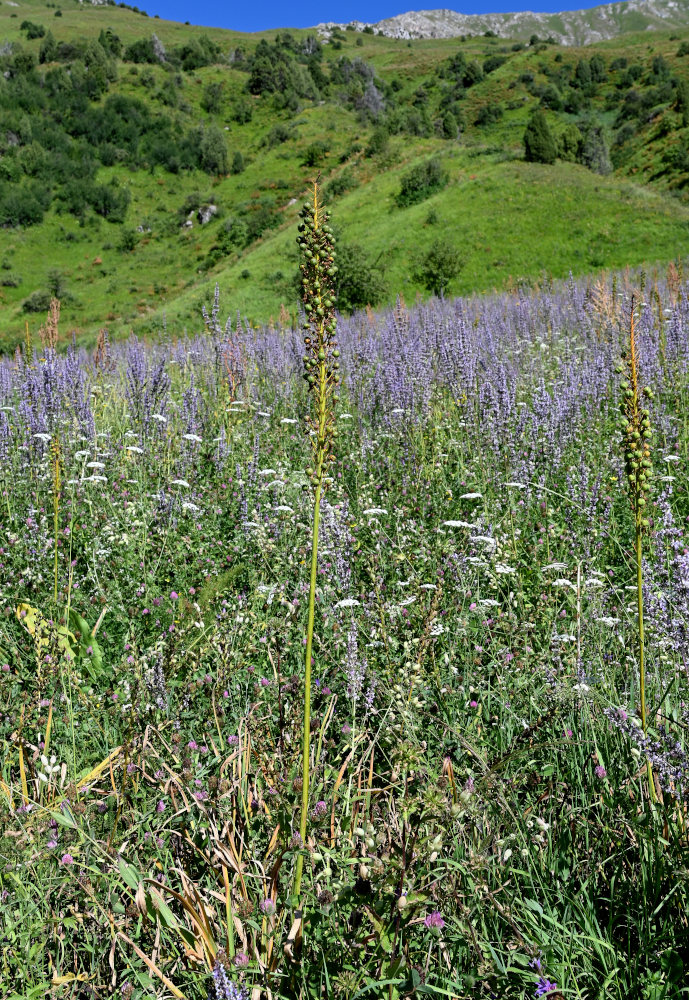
xmin=618 ymin=294 xmax=655 ymax=803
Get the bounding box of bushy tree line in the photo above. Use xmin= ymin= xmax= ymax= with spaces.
xmin=523 ymin=109 xmax=612 ymax=174
xmin=0 ymin=41 xmax=232 ymax=227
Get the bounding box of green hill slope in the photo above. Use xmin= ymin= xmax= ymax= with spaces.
xmin=2 ymin=0 xmax=689 ymax=347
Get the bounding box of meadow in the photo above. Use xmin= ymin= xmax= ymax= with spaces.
xmin=2 ymin=228 xmax=689 ymax=1000
xmin=5 ymin=0 xmax=689 ymax=344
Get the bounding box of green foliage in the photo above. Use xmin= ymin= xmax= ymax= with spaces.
xmin=20 ymin=20 xmax=45 ymax=39
xmin=230 ymin=151 xmax=244 ymax=175
xmin=22 ymin=288 xmax=52 ymax=312
xmin=332 ymin=239 xmax=386 ymax=312
xmin=117 ymin=227 xmax=138 ymax=252
xmin=302 ymin=141 xmax=328 ymax=167
xmin=0 ymin=184 xmax=48 ymax=226
xmin=581 ymin=124 xmax=612 ymax=175
xmin=199 ymin=124 xmax=228 ymax=175
xmin=475 ymin=103 xmax=504 ymax=126
xmin=200 ymin=81 xmax=223 ymax=114
xmin=325 ymin=167 xmax=359 ymax=200
xmin=676 ymin=79 xmax=689 ymax=126
xmin=523 ymin=108 xmax=558 ymax=164
xmin=411 ymin=236 xmax=464 ymax=295
xmin=396 ymin=158 xmax=448 ymax=208
xmin=365 ymin=124 xmax=389 ymax=157
xmin=483 ymin=54 xmax=506 ymax=74
xmin=231 ymin=98 xmax=253 ymax=124
xmin=558 ymin=122 xmax=583 ymax=162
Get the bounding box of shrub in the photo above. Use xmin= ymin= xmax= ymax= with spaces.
xmin=540 ymin=85 xmax=563 ymax=111
xmin=91 ymin=182 xmax=131 ymax=222
xmin=325 ymin=168 xmax=359 ymax=200
xmin=20 ymin=20 xmax=46 ymax=39
xmin=123 ymin=37 xmax=157 ymax=63
xmin=302 ymin=142 xmax=328 ymax=167
xmin=264 ymin=124 xmax=292 ymax=148
xmin=440 ymin=110 xmax=459 ymax=139
xmin=199 ymin=125 xmax=228 ymax=175
xmin=231 ymin=151 xmax=244 ymax=175
xmin=220 ymin=216 xmax=249 ymax=250
xmin=365 ymin=125 xmax=389 ymax=156
xmin=411 ymin=237 xmax=464 ymax=296
xmin=581 ymin=125 xmax=612 ymax=175
xmin=333 ymin=241 xmax=386 ymax=313
xmin=558 ymin=122 xmax=583 ymax=162
xmin=22 ymin=289 xmax=52 ymax=313
xmin=483 ymin=55 xmax=506 ymax=74
xmin=0 ymin=186 xmax=47 ymax=226
xmin=201 ymin=81 xmax=223 ymax=114
xmin=396 ymin=159 xmax=448 ymax=208
xmin=231 ymin=99 xmax=253 ymax=124
xmin=117 ymin=228 xmax=138 ymax=252
xmin=523 ymin=109 xmax=557 ymax=164
xmin=475 ymin=103 xmax=503 ymax=126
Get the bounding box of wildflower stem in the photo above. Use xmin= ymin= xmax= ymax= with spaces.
xmin=293 ymin=181 xmax=339 ymax=907
xmin=622 ymin=298 xmax=655 ymax=804
xmin=294 ymin=474 xmax=322 ymax=902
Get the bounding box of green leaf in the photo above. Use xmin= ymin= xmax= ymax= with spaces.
xmin=49 ymin=807 xmax=78 ymax=829
xmin=118 ymin=856 xmax=140 ymax=891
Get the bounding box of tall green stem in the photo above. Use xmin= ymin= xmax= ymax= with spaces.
xmin=622 ymin=298 xmax=655 ymax=804
xmin=636 ymin=520 xmax=655 ymax=802
xmin=636 ymin=524 xmax=646 ymax=734
xmin=293 ymin=184 xmax=339 ymax=906
xmin=294 ymin=474 xmax=322 ymax=901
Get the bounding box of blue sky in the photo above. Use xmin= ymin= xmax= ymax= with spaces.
xmin=144 ymin=1 xmax=600 ymax=33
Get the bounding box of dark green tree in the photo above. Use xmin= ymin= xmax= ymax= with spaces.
xmin=676 ymin=79 xmax=689 ymax=127
xmin=523 ymin=109 xmax=557 ymax=164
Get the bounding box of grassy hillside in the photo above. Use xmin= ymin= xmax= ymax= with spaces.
xmin=2 ymin=0 xmax=689 ymax=346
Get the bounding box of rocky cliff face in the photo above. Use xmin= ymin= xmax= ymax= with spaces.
xmin=316 ymin=0 xmax=689 ymax=45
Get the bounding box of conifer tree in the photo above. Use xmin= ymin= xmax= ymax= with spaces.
xmin=523 ymin=109 xmax=557 ymax=164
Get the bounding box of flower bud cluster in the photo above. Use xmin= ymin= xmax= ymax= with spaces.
xmin=615 ymin=305 xmax=654 ymax=529
xmin=297 ymin=184 xmax=339 ymax=487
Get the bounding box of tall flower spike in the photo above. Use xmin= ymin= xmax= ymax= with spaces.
xmin=293 ymin=181 xmax=338 ymax=909
xmin=617 ymin=297 xmax=654 ymax=530
xmin=298 ymin=181 xmax=339 ymax=487
xmin=616 ymin=295 xmax=655 ymax=801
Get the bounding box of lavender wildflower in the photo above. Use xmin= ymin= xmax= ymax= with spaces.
xmin=208 ymin=957 xmax=247 ymax=1000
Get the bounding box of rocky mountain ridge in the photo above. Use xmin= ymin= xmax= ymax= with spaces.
xmin=316 ymin=0 xmax=689 ymax=45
